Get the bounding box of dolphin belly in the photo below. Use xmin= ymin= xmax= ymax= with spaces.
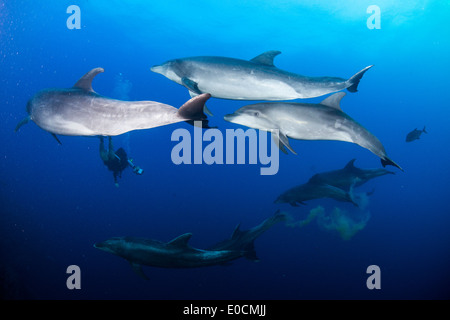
xmin=195 ymin=74 xmax=300 ymax=100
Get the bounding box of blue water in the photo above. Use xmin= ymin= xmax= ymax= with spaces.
xmin=1 ymin=0 xmax=449 ymax=300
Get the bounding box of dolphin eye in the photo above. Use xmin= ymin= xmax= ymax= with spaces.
xmin=253 ymin=111 xmax=260 ymax=117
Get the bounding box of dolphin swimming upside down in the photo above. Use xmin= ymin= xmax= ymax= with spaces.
xmin=15 ymin=68 xmax=211 ymax=142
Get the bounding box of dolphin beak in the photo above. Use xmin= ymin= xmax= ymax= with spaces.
xmin=150 ymin=64 xmax=163 ymax=73
xmin=223 ymin=113 xmax=236 ymax=123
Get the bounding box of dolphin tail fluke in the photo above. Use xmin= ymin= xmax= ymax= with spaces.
xmin=381 ymin=157 xmax=403 ymax=172
xmin=15 ymin=116 xmax=30 ymax=132
xmin=179 ymin=93 xmax=212 ymax=128
xmin=271 ymin=130 xmax=297 ymax=155
xmin=346 ymin=65 xmax=373 ymax=93
xmin=262 ymin=210 xmax=288 ymax=229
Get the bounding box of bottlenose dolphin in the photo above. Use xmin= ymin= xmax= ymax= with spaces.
xmin=308 ymin=159 xmax=395 ymax=191
xmin=406 ymin=126 xmax=427 ymax=142
xmin=274 ymin=182 xmax=358 ymax=207
xmin=94 ymin=234 xmax=246 ymax=279
xmin=151 ymin=50 xmax=373 ymax=100
xmin=208 ymin=211 xmax=287 ymax=260
xmin=15 ymin=68 xmax=210 ymax=141
xmin=224 ymin=92 xmax=403 ymax=171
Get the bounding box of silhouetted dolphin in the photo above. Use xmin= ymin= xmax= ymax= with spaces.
xmin=94 ymin=234 xmax=246 ymax=279
xmin=224 ymin=92 xmax=402 ymax=171
xmin=151 ymin=50 xmax=372 ymax=100
xmin=274 ymin=182 xmax=358 ymax=207
xmin=15 ymin=68 xmax=210 ymax=142
xmin=308 ymin=159 xmax=395 ymax=191
xmin=406 ymin=126 xmax=427 ymax=142
xmin=208 ymin=211 xmax=287 ymax=261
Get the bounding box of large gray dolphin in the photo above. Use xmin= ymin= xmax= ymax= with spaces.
xmin=151 ymin=50 xmax=373 ymax=100
xmin=15 ymin=68 xmax=211 ymax=141
xmin=308 ymin=159 xmax=395 ymax=191
xmin=224 ymin=92 xmax=403 ymax=171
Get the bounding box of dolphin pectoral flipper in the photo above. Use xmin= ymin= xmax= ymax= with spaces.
xmin=182 ymin=77 xmax=202 ymax=95
xmin=15 ymin=116 xmax=30 ymax=132
xmin=271 ymin=130 xmax=297 ymax=155
xmin=51 ymin=133 xmax=62 ymax=145
xmin=243 ymin=241 xmax=259 ymax=262
xmin=346 ymin=65 xmax=373 ymax=93
xmin=130 ymin=262 xmax=149 ymax=280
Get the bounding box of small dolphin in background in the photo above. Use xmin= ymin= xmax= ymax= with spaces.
xmin=224 ymin=92 xmax=402 ymax=171
xmin=94 ymin=212 xmax=285 ymax=279
xmin=274 ymin=182 xmax=358 ymax=207
xmin=308 ymin=159 xmax=395 ymax=191
xmin=406 ymin=126 xmax=427 ymax=142
xmin=151 ymin=50 xmax=373 ymax=100
xmin=15 ymin=68 xmax=210 ymax=142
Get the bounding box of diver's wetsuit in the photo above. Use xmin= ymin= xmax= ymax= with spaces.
xmin=99 ymin=137 xmax=130 ymax=185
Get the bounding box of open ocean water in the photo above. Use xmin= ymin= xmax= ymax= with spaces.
xmin=1 ymin=0 xmax=449 ymax=303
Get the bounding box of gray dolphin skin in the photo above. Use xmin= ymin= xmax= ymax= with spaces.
xmin=15 ymin=68 xmax=210 ymax=140
xmin=224 ymin=92 xmax=403 ymax=171
xmin=151 ymin=50 xmax=373 ymax=100
xmin=406 ymin=126 xmax=427 ymax=142
xmin=274 ymin=182 xmax=358 ymax=207
xmin=308 ymin=159 xmax=395 ymax=191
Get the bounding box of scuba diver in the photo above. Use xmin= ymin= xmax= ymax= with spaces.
xmin=99 ymin=136 xmax=143 ymax=187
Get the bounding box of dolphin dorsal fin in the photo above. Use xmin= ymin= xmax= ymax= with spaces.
xmin=231 ymin=223 xmax=242 ymax=240
xmin=344 ymin=158 xmax=357 ymax=170
xmin=250 ymin=50 xmax=281 ymax=67
xmin=73 ymin=67 xmax=104 ymax=92
xmin=167 ymin=233 xmax=192 ymax=247
xmin=320 ymin=92 xmax=346 ymax=110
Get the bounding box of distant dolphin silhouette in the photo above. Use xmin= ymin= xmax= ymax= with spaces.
xmin=308 ymin=159 xmax=395 ymax=191
xmin=15 ymin=68 xmax=210 ymax=142
xmin=274 ymin=182 xmax=358 ymax=207
xmin=224 ymin=92 xmax=402 ymax=171
xmin=406 ymin=126 xmax=427 ymax=142
xmin=151 ymin=50 xmax=372 ymax=100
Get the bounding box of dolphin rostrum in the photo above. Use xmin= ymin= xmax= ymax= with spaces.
xmin=308 ymin=159 xmax=395 ymax=191
xmin=151 ymin=50 xmax=373 ymax=100
xmin=94 ymin=212 xmax=286 ymax=279
xmin=224 ymin=92 xmax=402 ymax=171
xmin=15 ymin=68 xmax=211 ymax=141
